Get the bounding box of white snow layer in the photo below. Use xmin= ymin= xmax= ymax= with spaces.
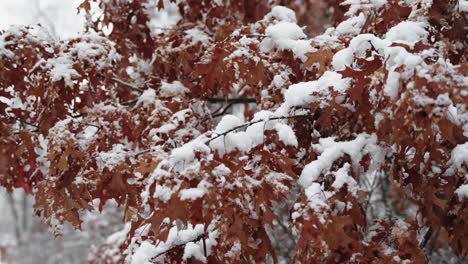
xmin=298 ymin=133 xmax=377 ymax=188
xmin=160 ymin=81 xmax=189 ymax=97
xmin=265 ymin=6 xmax=297 ymax=23
xmin=260 ymin=7 xmax=315 ymax=61
xmin=455 ymin=184 xmax=468 ymax=200
xmin=446 ymin=142 xmax=468 ymax=176
xmin=130 ymin=224 xmax=205 ymax=264
xmin=331 ymin=20 xmax=429 ymax=100
xmin=282 ymin=71 xmax=351 ymax=109
xmin=136 ymin=89 xmax=157 ymax=108
xmin=459 ymin=0 xmax=468 ymax=12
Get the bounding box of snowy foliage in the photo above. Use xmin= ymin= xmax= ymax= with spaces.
xmin=0 ymin=0 xmax=467 ymax=263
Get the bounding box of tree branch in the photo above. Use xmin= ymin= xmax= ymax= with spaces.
xmin=150 ymin=234 xmax=205 ymax=261
xmin=75 ymin=121 xmax=102 ymax=130
xmin=419 ymin=226 xmax=433 ymax=248
xmin=109 ymin=77 xmax=144 ymax=93
xmin=102 ymin=75 xmax=256 ymax=107
xmin=205 ymin=97 xmax=256 ymax=104
xmin=211 ymin=103 xmax=234 ymax=118
xmin=133 ymin=113 xmax=312 ymax=157
xmin=135 ymin=149 xmax=152 ymax=157
xmin=202 ymin=236 xmax=207 ymax=258
xmin=8 ymin=116 xmax=39 ymax=132
xmin=206 ymin=114 xmax=311 ymax=144
xmin=120 ymin=99 xmax=138 ymax=106
xmin=71 ymin=112 xmax=88 ymax=118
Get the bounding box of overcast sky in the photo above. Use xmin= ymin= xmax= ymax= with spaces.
xmin=0 ymin=0 xmax=84 ymax=38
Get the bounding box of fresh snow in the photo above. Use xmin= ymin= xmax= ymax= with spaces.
xmin=170 ymin=138 xmax=210 ymax=167
xmin=459 ymin=0 xmax=468 ymax=12
xmin=281 ymin=71 xmax=351 ymax=110
xmin=131 ymin=241 xmax=158 ymax=264
xmin=455 ymin=184 xmax=468 ymax=200
xmin=179 ymin=180 xmax=211 ymax=201
xmin=446 ymin=142 xmax=468 ymax=176
xmin=261 ymin=7 xmax=315 ymax=61
xmin=160 ymin=81 xmax=189 ymax=97
xmin=136 ymin=89 xmax=157 ymax=108
xmin=46 ymin=55 xmax=81 ymax=88
xmin=97 ymin=144 xmax=128 ymax=170
xmin=385 ymin=21 xmax=428 ymax=44
xmin=275 ymin=123 xmax=298 ymax=147
xmin=183 ymin=242 xmax=206 ymax=262
xmin=265 ymin=6 xmax=297 ymax=23
xmin=265 ymin=22 xmax=306 ymax=41
xmin=298 ymin=133 xmax=377 ymax=188
xmin=334 ymin=13 xmax=367 ymax=36
xmin=131 ymin=224 xmax=205 ymax=264
xmin=209 ymin=115 xmax=252 ymax=155
xmin=328 ymin=19 xmax=430 ymax=101
xmin=185 ymin=28 xmax=210 ymax=44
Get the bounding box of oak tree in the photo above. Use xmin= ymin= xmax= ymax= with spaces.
xmin=0 ymin=0 xmax=467 ymax=263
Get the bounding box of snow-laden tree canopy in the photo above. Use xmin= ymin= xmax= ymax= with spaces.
xmin=0 ymin=0 xmax=467 ymax=263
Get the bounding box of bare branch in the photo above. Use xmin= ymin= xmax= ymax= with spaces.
xmin=202 ymin=236 xmax=207 ymax=258
xmin=205 ymin=97 xmax=256 ymax=104
xmin=120 ymin=99 xmax=138 ymax=106
xmin=75 ymin=122 xmax=102 ymax=130
xmin=206 ymin=114 xmax=311 ymax=144
xmin=7 ymin=116 xmax=39 ymax=132
xmin=133 ymin=113 xmax=311 ymax=157
xmin=135 ymin=149 xmax=152 ymax=157
xmin=109 ymin=77 xmax=144 ymax=93
xmin=211 ymin=102 xmax=234 ymax=118
xmin=150 ymin=234 xmax=205 ymax=261
xmin=420 ymin=226 xmax=433 ymax=248
xmin=71 ymin=113 xmax=88 ymax=118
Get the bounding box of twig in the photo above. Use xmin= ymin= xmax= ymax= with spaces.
xmin=211 ymin=104 xmax=226 ymax=116
xmin=243 ymin=34 xmax=268 ymax=38
xmin=71 ymin=113 xmax=87 ymax=118
xmin=425 ymin=226 xmax=440 ymax=256
xmin=419 ymin=226 xmax=433 ymax=248
xmin=202 ymin=236 xmax=207 ymax=258
xmin=120 ymin=99 xmax=138 ymax=106
xmin=133 ymin=113 xmax=311 ymax=157
xmin=207 ymin=114 xmax=311 ymax=144
xmin=363 ymin=172 xmax=381 ymax=213
xmin=8 ymin=116 xmax=39 ymax=132
xmin=212 ymin=103 xmax=234 ymax=118
xmin=96 ymin=73 xmax=144 ymax=93
xmin=276 ymin=220 xmax=295 ymax=243
xmin=204 ymin=98 xmax=251 ymax=122
xmin=76 ymin=122 xmax=102 ymax=129
xmin=135 ymin=149 xmax=152 ymax=157
xmin=109 ymin=77 xmax=143 ymax=93
xmin=150 ymin=234 xmax=205 ymax=261
xmin=205 ymin=97 xmax=256 ymax=104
